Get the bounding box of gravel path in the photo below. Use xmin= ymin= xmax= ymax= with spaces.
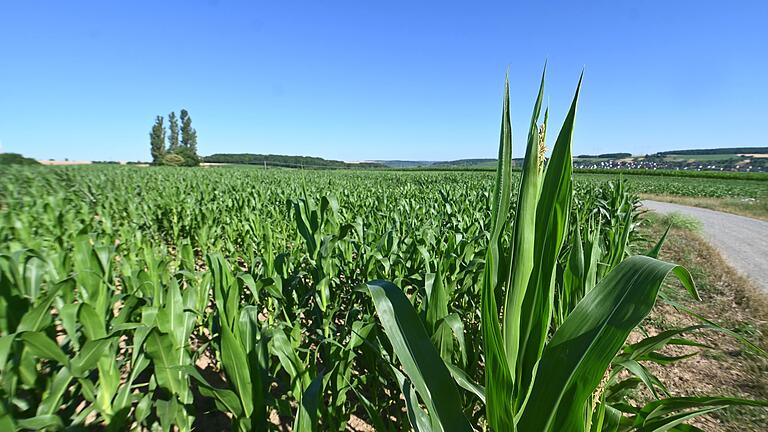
xmin=642 ymin=200 xmax=768 ymax=293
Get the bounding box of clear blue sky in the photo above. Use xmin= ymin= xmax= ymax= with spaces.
xmin=1 ymin=1 xmax=766 ymax=162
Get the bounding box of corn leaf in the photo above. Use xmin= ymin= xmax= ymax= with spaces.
xmin=517 ymin=255 xmax=695 ymax=432
xmin=20 ymin=331 xmax=69 ymax=366
xmin=220 ymin=317 xmax=254 ymax=417
xmin=503 ymin=66 xmax=545 ymax=380
xmin=481 ymin=75 xmax=518 ymax=432
xmin=516 ymin=74 xmax=581 ymax=403
xmin=366 ymin=280 xmax=472 ymax=431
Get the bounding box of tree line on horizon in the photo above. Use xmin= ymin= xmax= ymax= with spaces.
xmin=150 ymin=110 xmax=200 ymax=166
xmin=203 ymin=153 xmax=385 ymax=169
xmin=0 ymin=153 xmax=40 ymax=165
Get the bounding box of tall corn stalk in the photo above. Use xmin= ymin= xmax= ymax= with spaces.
xmin=364 ymin=71 xmax=767 ymax=431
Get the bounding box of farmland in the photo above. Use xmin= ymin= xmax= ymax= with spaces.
xmin=597 ymin=173 xmax=768 ymax=220
xmin=0 ymin=164 xmax=763 ymax=430
xmin=596 ymin=174 xmax=766 ymax=199
xmin=0 ymin=165 xmax=612 ymax=428
xmin=2 ymin=81 xmax=767 ymax=431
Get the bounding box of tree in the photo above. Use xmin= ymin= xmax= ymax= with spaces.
xmin=149 ymin=116 xmax=166 ymax=165
xmin=162 ymin=153 xmax=185 ymax=166
xmin=167 ymin=111 xmax=179 ymax=151
xmin=173 ymin=146 xmax=200 ymax=167
xmin=149 ymin=109 xmax=199 ymax=167
xmin=179 ymin=109 xmax=198 ymax=154
xmin=0 ymin=153 xmax=40 ymax=165
xmin=188 ymin=128 xmax=198 ymax=155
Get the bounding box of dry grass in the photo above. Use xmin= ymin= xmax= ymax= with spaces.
xmin=36 ymin=160 xmax=93 ymax=166
xmin=633 ymin=214 xmax=768 ymax=431
xmin=641 ymin=193 xmax=768 ymax=221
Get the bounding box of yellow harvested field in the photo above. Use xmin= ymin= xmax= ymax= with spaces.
xmin=37 ymin=160 xmax=92 ymax=165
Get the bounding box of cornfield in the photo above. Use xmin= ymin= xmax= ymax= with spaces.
xmin=1 ymin=73 xmax=765 ymax=431
xmin=579 ymin=173 xmax=767 ymax=200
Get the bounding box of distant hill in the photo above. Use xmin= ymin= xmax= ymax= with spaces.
xmin=204 ymin=153 xmax=384 ymax=169
xmin=576 ymin=152 xmax=632 ymax=159
xmin=374 ymin=160 xmax=434 ymax=168
xmin=656 ymin=147 xmax=768 ymax=156
xmin=201 ymin=146 xmax=767 ymax=173
xmin=431 ymin=158 xmax=497 ymax=168
xmin=0 ymin=153 xmax=40 ymax=165
xmin=377 ymin=158 xmax=519 ymax=169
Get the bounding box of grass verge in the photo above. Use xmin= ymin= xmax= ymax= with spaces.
xmin=633 ymin=212 xmax=768 ymax=431
xmin=641 ymin=193 xmax=768 ymax=221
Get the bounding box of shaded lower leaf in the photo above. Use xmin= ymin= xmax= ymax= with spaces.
xmin=367 ymin=280 xmax=472 ymax=431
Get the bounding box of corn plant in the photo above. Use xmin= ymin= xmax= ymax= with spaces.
xmin=0 ymin=77 xmax=765 ymax=430
xmin=365 ymin=71 xmax=767 ymax=431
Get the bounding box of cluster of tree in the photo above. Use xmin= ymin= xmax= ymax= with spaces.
xmin=575 ymin=152 xmax=632 ymax=159
xmin=0 ymin=153 xmax=40 ymax=165
xmin=150 ymin=110 xmax=199 ymax=166
xmin=655 ymin=147 xmax=768 ymax=156
xmin=203 ymin=153 xmax=385 ymax=169
xmin=429 ymin=158 xmax=504 ymax=168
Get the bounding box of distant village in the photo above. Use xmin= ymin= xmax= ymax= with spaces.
xmin=573 ymin=150 xmax=768 ymax=172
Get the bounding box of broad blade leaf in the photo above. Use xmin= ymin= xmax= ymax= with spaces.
xmin=518 ymin=255 xmax=695 ymax=432
xmin=367 ymin=280 xmax=472 ymax=431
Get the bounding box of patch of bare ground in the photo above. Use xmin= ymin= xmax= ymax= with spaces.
xmin=632 ymin=217 xmax=768 ymax=431
xmin=640 ymin=193 xmax=768 ymax=221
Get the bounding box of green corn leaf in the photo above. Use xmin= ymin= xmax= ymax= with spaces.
xmin=237 ymin=305 xmax=261 ymax=354
xmin=443 ymin=313 xmax=467 ymax=366
xmin=584 ymin=221 xmax=602 ymax=293
xmin=209 ymin=254 xmax=239 ymax=329
xmin=489 ymin=75 xmax=514 ymax=243
xmin=157 ymin=277 xmax=185 ymax=349
xmin=270 ymin=329 xmax=307 ymax=387
xmin=183 ymin=365 xmax=244 ymax=418
xmin=220 ymin=316 xmax=254 ymax=417
xmin=0 ymin=405 xmax=16 ymax=431
xmin=590 ymin=398 xmax=621 ymax=432
xmin=616 ymin=359 xmax=669 ymax=399
xmin=16 ymin=279 xmax=65 ymax=333
xmin=636 ymin=407 xmax=722 ymax=432
xmin=639 ymin=351 xmax=699 ymax=366
xmin=425 ymin=268 xmax=449 ymax=333
xmin=113 ymin=354 xmax=150 ymax=413
xmin=0 ymin=333 xmax=14 ymax=371
xmin=659 ymin=296 xmax=761 ymax=353
xmin=366 ymin=280 xmax=472 ymax=431
xmin=22 ymin=255 xmax=45 ymax=300
xmin=392 ymin=366 xmax=432 ymax=432
xmin=36 ymin=367 xmax=73 ymax=416
xmin=71 ymin=338 xmax=112 ymax=377
xmin=446 ymin=362 xmax=485 ymax=404
xmin=481 ymin=74 xmax=518 ymax=432
xmin=78 ymin=303 xmax=106 ymax=340
xmin=622 ymin=326 xmax=706 ymax=357
xmin=516 ymin=74 xmax=581 ymax=404
xmin=20 ymin=331 xmax=69 ymax=366
xmin=481 ymin=255 xmax=516 ymax=431
xmin=348 ymin=382 xmax=390 ymax=432
xmin=645 ymin=225 xmax=671 ymax=259
xmin=59 ymin=303 xmax=80 ymax=349
xmin=605 ymin=377 xmax=644 ymax=403
xmin=293 ymin=372 xmax=323 ymax=432
xmin=517 ymin=255 xmax=695 ymax=432
xmin=503 ymin=66 xmax=545 ymax=379
xmin=144 ymin=328 xmax=186 ymax=398
xmin=16 ymin=414 xmax=63 ymax=431
xmin=638 ymin=396 xmax=768 ymax=422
